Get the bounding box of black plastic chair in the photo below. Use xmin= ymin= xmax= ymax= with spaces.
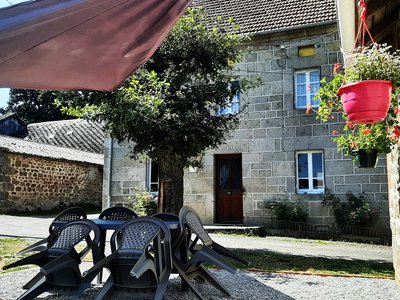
xmin=98 ymin=206 xmax=139 ymax=220
xmin=17 ymin=206 xmax=87 ymax=255
xmin=173 ymin=206 xmax=249 ymax=299
xmin=84 ymin=217 xmax=172 ymax=300
xmin=3 ymin=220 xmax=101 ymax=300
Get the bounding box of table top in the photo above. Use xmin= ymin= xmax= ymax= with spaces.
xmin=90 ymin=218 xmax=179 ymax=230
xmin=52 ymin=218 xmax=179 ymax=231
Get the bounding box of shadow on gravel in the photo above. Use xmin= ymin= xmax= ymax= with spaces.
xmin=0 ymin=269 xmax=294 ymax=300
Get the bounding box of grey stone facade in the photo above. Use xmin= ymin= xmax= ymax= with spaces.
xmin=103 ymin=23 xmax=389 ymax=227
xmin=182 ymin=24 xmax=389 ymax=226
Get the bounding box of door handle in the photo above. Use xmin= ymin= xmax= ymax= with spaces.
xmin=227 ymin=191 xmax=231 ymax=196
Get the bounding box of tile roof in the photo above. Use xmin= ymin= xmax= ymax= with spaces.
xmin=191 ymin=0 xmax=337 ymax=34
xmin=0 ymin=134 xmax=103 ymax=165
xmin=26 ymin=119 xmax=104 ymax=154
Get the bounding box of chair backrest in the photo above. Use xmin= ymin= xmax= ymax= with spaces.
xmin=99 ymin=206 xmax=138 ymax=220
xmin=179 ymin=206 xmax=213 ymax=246
xmin=108 ymin=217 xmax=172 ymax=289
xmin=49 ymin=220 xmax=100 ymax=257
xmin=49 ymin=207 xmax=87 ymax=233
xmin=152 ymin=212 xmax=179 ymax=222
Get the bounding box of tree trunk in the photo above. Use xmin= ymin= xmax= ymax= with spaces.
xmin=158 ymin=155 xmax=184 ymax=215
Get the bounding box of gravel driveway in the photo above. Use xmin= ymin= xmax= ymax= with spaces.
xmin=1 ymin=268 xmax=400 ymax=300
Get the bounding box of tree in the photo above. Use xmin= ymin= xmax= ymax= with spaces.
xmin=1 ymin=89 xmax=70 ymax=123
xmin=66 ymin=8 xmax=259 ymax=214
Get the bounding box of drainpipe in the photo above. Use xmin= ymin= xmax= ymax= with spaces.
xmin=336 ymin=0 xmax=356 ymax=63
xmin=106 ymin=133 xmax=113 ymax=209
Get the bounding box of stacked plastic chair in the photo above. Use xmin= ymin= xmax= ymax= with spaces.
xmin=84 ymin=217 xmax=172 ymax=300
xmin=173 ymin=206 xmax=250 ymax=300
xmin=3 ymin=220 xmax=101 ymax=299
xmin=17 ymin=206 xmax=87 ymax=255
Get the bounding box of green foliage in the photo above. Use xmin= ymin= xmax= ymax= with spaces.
xmin=314 ymin=44 xmax=400 ymax=156
xmin=322 ymin=189 xmax=379 ymax=227
xmin=132 ymin=191 xmax=158 ymax=216
xmin=61 ymin=8 xmax=260 ymax=213
xmin=271 ymin=202 xmax=308 ymax=222
xmin=0 ymin=89 xmax=69 ymax=123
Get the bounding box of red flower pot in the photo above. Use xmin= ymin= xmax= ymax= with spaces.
xmin=338 ymin=80 xmax=392 ymax=124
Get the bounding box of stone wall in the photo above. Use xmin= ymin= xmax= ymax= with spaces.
xmin=0 ymin=151 xmax=103 ymax=212
xmin=387 ymin=145 xmax=400 ymax=285
xmin=102 ymin=136 xmax=147 ymax=209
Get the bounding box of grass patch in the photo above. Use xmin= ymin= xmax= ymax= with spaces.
xmin=229 ymin=249 xmax=395 ymax=278
xmin=1 ymin=238 xmax=394 ymax=279
xmin=0 ymin=238 xmax=37 ymax=274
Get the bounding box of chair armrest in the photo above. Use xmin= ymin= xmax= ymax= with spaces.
xmin=83 ymin=252 xmax=117 ymax=277
xmin=130 ymin=252 xmax=157 ymax=279
xmin=2 ymin=251 xmax=47 ymax=270
xmin=17 ymin=238 xmax=49 ymax=255
xmin=212 ymin=242 xmax=250 ymax=266
xmin=40 ymin=253 xmax=77 ymax=275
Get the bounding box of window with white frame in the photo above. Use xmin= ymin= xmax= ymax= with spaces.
xmin=296 ymin=151 xmax=324 ymax=194
xmin=146 ymin=160 xmax=159 ymax=194
xmin=218 ymin=81 xmax=240 ymax=115
xmin=294 ymin=69 xmax=320 ymax=109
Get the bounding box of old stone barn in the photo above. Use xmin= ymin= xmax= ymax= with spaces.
xmin=0 ymin=135 xmax=103 ymax=212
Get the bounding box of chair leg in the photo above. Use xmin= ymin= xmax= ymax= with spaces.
xmin=22 ymin=271 xmax=44 ymax=289
xmin=172 ymin=261 xmax=206 ymax=300
xmin=95 ymin=276 xmax=114 ymax=300
xmin=17 ymin=277 xmax=48 ymax=300
xmin=197 ymin=266 xmax=230 ymax=297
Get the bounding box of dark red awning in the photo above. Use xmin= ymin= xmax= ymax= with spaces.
xmin=0 ymin=0 xmax=191 ymax=91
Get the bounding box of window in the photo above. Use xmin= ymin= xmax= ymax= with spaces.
xmin=294 ymin=69 xmax=320 ymax=109
xmin=218 ymin=81 xmax=240 ymax=115
xmin=296 ymin=151 xmax=324 ymax=194
xmin=146 ymin=160 xmax=159 ymax=194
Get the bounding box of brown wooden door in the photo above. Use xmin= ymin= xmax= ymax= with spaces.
xmin=215 ymin=154 xmax=243 ymax=224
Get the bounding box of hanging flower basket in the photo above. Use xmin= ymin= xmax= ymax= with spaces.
xmin=338 ymin=80 xmax=392 ymax=124
xmin=351 ymin=149 xmax=378 ymax=168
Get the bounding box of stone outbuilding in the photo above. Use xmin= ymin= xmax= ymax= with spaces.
xmin=0 ymin=135 xmax=103 ymax=212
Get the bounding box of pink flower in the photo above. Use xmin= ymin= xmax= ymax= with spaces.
xmin=331 ymin=130 xmax=338 ymax=135
xmin=346 ymin=121 xmax=355 ymax=129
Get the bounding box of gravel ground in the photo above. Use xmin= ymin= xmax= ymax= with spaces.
xmin=1 ymin=268 xmax=400 ymax=300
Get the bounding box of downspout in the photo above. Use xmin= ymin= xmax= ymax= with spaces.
xmin=106 ymin=133 xmax=113 ymax=209
xmin=336 ymin=0 xmax=356 ymax=63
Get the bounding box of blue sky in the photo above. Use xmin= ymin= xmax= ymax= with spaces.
xmin=0 ymin=0 xmax=27 ymax=108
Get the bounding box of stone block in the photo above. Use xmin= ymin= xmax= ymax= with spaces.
xmin=344 ymin=175 xmax=369 ymax=184
xmin=247 ymin=111 xmax=266 ymax=119
xmin=266 ymin=128 xmax=283 ymax=138
xmin=263 ymin=152 xmax=287 ymax=162
xmin=256 ymin=62 xmax=272 ymax=73
xmin=246 ymin=62 xmax=256 ymax=73
xmin=334 ymin=176 xmax=345 ymax=184
xmin=254 ymin=103 xmax=270 ymax=112
xmin=267 ymin=176 xmax=286 ymax=186
xmin=258 ymin=50 xmax=274 ymax=61
xmin=249 ymin=139 xmax=275 ymax=152
xmin=191 ymin=178 xmax=213 ymax=194
xmin=260 ymin=117 xmax=283 ymax=128
xmin=243 ymin=152 xmax=263 ymax=163
xmin=266 ymin=185 xmax=279 ymax=193
xmin=334 ymin=184 xmax=362 ymax=194
xmin=254 ymin=129 xmax=267 ymax=139
xmin=324 ymin=160 xmax=354 ymax=175
xmin=243 ymin=178 xmax=266 ymax=193
xmin=272 ymin=81 xmax=283 ymax=94
xmin=284 ymin=116 xmax=299 ymax=126
xmin=245 ymin=52 xmax=258 ymax=63
xmin=272 ymin=161 xmax=294 ymax=177
xmin=313 ymin=124 xmax=329 ymax=136
xmin=231 ymin=130 xmax=254 ymax=141
xmin=240 ymin=119 xmax=260 ymax=129
xmin=251 ymin=162 xmax=272 ymax=170
xmin=370 ymin=175 xmax=388 ymax=183
xmin=296 ymin=126 xmax=312 ymax=137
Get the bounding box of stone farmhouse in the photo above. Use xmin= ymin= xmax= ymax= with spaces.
xmin=103 ymin=0 xmax=390 ymax=227
xmin=0 ymin=118 xmax=104 ymax=212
